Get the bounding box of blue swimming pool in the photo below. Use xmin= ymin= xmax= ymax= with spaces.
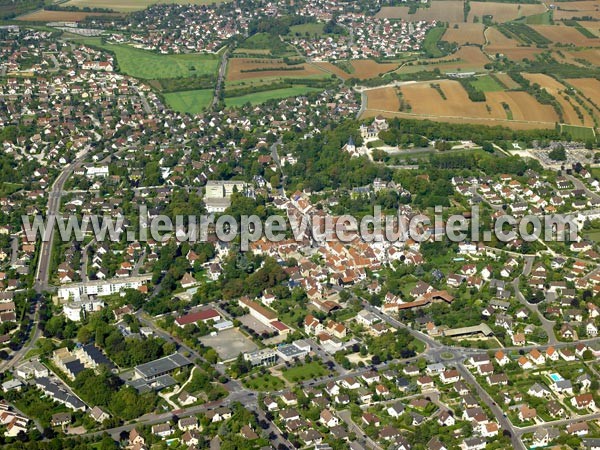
xmin=549 ymin=373 xmax=563 ymax=382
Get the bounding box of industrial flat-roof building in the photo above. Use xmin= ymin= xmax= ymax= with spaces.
xmin=277 ymin=341 xmax=312 ymax=362
xmin=244 ymin=348 xmax=278 ymax=367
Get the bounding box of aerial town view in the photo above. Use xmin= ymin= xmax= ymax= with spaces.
xmin=2 ymin=0 xmax=600 ymax=449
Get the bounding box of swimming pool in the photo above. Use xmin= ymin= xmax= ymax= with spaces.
xmin=549 ymin=373 xmax=563 ymax=382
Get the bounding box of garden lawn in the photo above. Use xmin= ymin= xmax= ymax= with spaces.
xmin=243 ymin=373 xmax=285 ymax=391
xmin=75 ymin=38 xmax=219 ymax=79
xmin=282 ymin=361 xmax=329 ymax=382
xmin=163 ymin=89 xmax=213 ymax=114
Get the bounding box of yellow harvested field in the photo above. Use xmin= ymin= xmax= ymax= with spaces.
xmin=365 ymin=87 xmax=401 ymax=111
xmin=351 ymin=60 xmax=399 ymax=79
xmin=523 ymin=73 xmax=594 ymax=126
xmin=531 ymin=25 xmax=600 ymax=46
xmin=485 ymin=27 xmax=543 ymax=61
xmin=17 ymin=10 xmax=122 ymax=21
xmin=443 ymin=23 xmax=486 ymax=45
xmin=363 ymin=80 xmax=560 ymax=128
xmin=468 ymin=2 xmax=546 ymax=23
xmin=227 ymin=58 xmax=324 ymax=81
xmin=487 ymin=91 xmax=558 ymax=122
xmin=553 ymin=1 xmax=600 ymax=20
xmin=376 ymin=1 xmax=464 ymax=22
xmin=402 ymin=80 xmax=503 ymax=118
xmin=361 ymin=110 xmax=556 ymax=130
xmin=567 ymin=78 xmax=600 ymax=107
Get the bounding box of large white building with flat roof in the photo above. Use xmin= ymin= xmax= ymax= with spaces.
xmin=57 ymin=275 xmax=151 ymax=301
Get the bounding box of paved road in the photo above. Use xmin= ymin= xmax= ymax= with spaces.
xmin=566 ymin=174 xmax=600 ymax=203
xmin=9 ymin=235 xmax=18 ymax=266
xmin=512 ymin=277 xmax=558 ymax=345
xmin=457 ymin=363 xmax=525 ymax=450
xmin=132 ymin=250 xmax=146 ymax=276
xmin=133 ymin=87 xmax=152 ymax=115
xmin=338 ymin=409 xmax=382 ymax=450
xmin=34 ymin=151 xmax=89 ymax=293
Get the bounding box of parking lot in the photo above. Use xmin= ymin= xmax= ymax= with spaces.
xmin=199 ymin=328 xmax=257 ymax=361
xmin=238 ymin=314 xmax=274 ymax=335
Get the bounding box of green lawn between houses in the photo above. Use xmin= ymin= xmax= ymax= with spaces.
xmin=163 ymin=89 xmax=214 ymax=114
xmin=73 ymin=37 xmax=220 ymax=79
xmin=282 ymin=361 xmax=330 ymax=382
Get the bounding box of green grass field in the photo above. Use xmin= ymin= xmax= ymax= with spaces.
xmin=584 ymin=229 xmax=600 ymax=243
xmin=561 ymin=124 xmax=596 ymax=141
xmin=471 ymin=75 xmax=505 ymax=92
xmin=282 ymin=361 xmax=329 ymax=382
xmin=74 ymin=38 xmax=219 ymax=79
xmin=163 ymin=89 xmax=213 ymax=114
xmin=243 ymin=373 xmax=284 ymax=391
xmin=62 ymin=0 xmax=228 ymax=12
xmin=288 ymin=23 xmax=326 ymax=37
xmin=225 ymin=86 xmax=322 ymax=107
xmin=423 ymin=26 xmax=447 ymax=58
xmin=525 ymin=11 xmax=553 ymax=25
